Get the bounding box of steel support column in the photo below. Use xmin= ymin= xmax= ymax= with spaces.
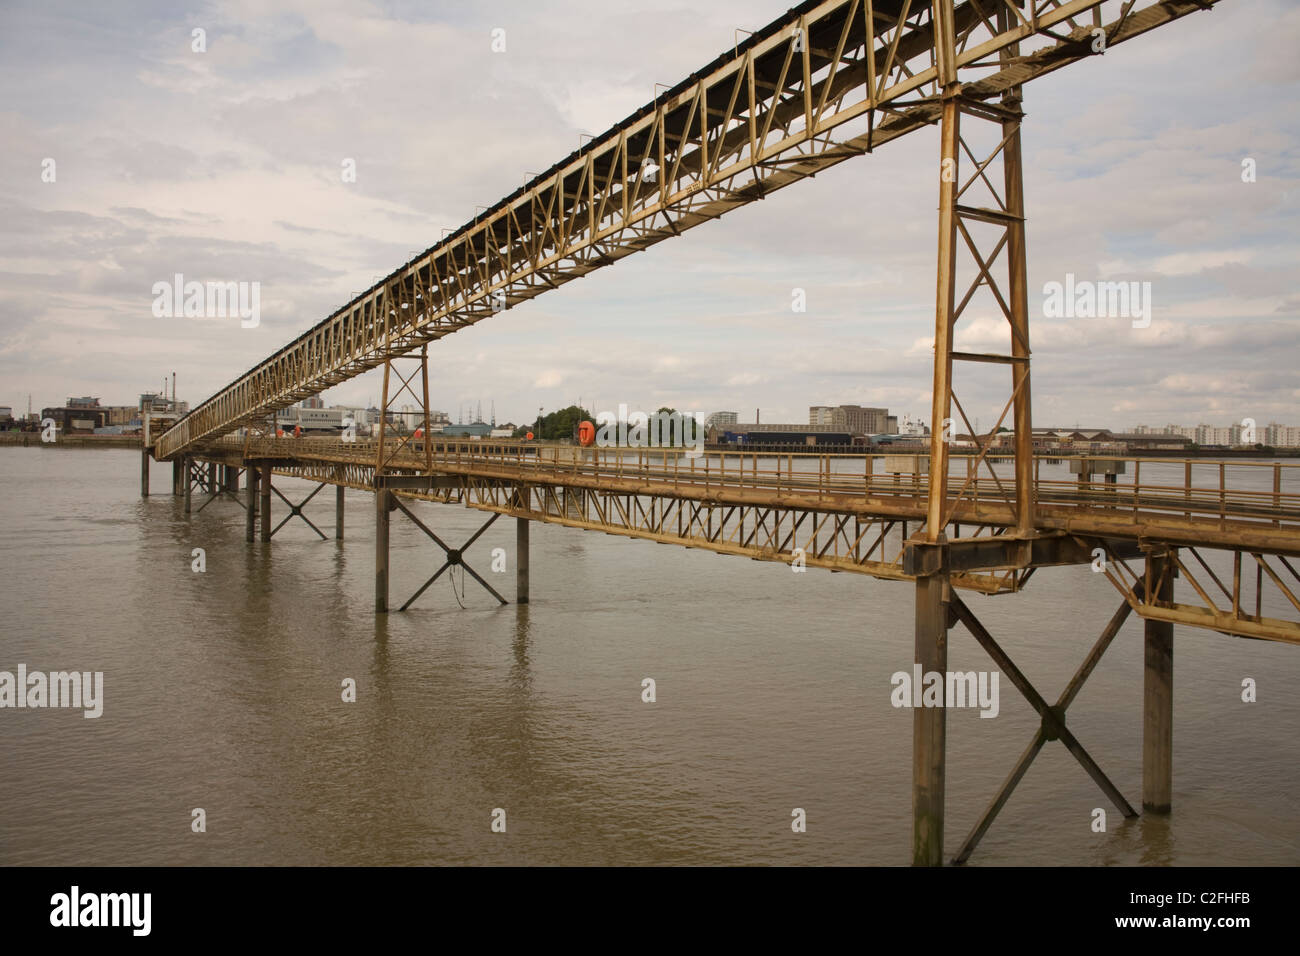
xmin=141 ymin=448 xmax=150 ymax=497
xmin=183 ymin=456 xmax=192 ymax=514
xmin=245 ymin=463 xmax=258 ymax=542
xmin=913 ymin=564 xmax=950 ymax=867
xmin=1143 ymin=549 xmax=1175 ymax=812
xmin=926 ymin=89 xmax=959 ymax=538
xmin=336 ymin=484 xmax=345 ymax=540
xmin=999 ymin=6 xmax=1035 ymax=534
xmin=376 ymin=489 xmax=391 ymax=613
xmin=259 ymin=463 xmax=271 ymax=541
xmin=517 ymin=517 xmax=530 ymax=604
xmin=912 ymin=0 xmax=959 ymax=867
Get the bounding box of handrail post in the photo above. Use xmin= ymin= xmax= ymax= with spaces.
xmin=1133 ymin=458 xmax=1140 ymax=520
xmin=1219 ymin=462 xmax=1226 ymax=529
xmin=1274 ymin=463 xmax=1282 ymax=529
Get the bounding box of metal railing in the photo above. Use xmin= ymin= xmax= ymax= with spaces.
xmin=208 ymin=436 xmax=1300 ymax=532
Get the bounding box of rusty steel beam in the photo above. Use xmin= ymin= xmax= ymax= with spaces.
xmin=903 ymin=532 xmax=1144 ymax=575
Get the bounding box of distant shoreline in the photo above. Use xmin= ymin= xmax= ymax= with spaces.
xmin=2 ymin=432 xmax=1296 ymax=459
xmin=703 ymin=443 xmax=1300 ymax=460
xmin=0 ymin=433 xmax=142 ymax=448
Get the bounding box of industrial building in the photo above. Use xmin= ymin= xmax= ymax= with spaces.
xmin=709 ymin=422 xmax=854 ymax=447
xmin=809 ymin=404 xmax=890 ymax=435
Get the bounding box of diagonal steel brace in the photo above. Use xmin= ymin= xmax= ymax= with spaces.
xmin=197 ymin=466 xmax=247 ymax=514
xmin=391 ymin=496 xmax=507 ymax=609
xmin=951 ymin=596 xmax=1138 ymax=864
xmin=267 ymin=481 xmax=328 ymax=539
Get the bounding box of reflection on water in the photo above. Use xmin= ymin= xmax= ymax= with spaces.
xmin=0 ymin=447 xmax=1297 ymax=866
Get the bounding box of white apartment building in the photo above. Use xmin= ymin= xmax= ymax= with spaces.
xmin=1132 ymin=422 xmax=1300 ymax=446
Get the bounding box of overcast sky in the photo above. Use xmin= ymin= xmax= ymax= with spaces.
xmin=1 ymin=0 xmax=1296 ymax=430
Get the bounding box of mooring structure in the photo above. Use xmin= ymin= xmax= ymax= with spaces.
xmin=141 ymin=0 xmax=1299 ymax=864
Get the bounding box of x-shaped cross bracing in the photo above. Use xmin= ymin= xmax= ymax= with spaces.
xmin=266 ymin=481 xmax=329 ymax=540
xmin=950 ymin=595 xmax=1137 ymax=864
xmin=390 ymin=496 xmax=507 ymax=610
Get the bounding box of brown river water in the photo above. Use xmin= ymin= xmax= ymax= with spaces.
xmin=1 ymin=447 xmax=1297 ymax=865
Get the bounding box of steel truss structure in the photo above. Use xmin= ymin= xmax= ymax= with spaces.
xmin=140 ymin=0 xmax=1288 ymax=865
xmin=153 ymin=0 xmax=1222 ymax=461
xmin=222 ymin=440 xmax=1300 ymax=644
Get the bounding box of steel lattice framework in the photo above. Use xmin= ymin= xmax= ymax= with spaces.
xmin=148 ymin=0 xmax=1270 ymax=867
xmin=154 ymin=0 xmax=1220 ymax=461
xmin=188 ymin=436 xmax=1300 ymax=644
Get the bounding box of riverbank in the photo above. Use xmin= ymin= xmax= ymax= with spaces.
xmin=707 ymin=442 xmax=1300 ymax=459
xmin=0 ymin=433 xmax=142 ymax=448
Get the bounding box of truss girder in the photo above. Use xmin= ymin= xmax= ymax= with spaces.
xmin=179 ymin=437 xmax=1300 ymax=642
xmin=188 ymin=438 xmax=1300 ymax=551
xmin=1098 ymin=544 xmax=1300 ymax=645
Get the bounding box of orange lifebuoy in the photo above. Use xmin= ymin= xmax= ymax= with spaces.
xmin=578 ymin=420 xmax=596 ymax=446
xmin=276 ymin=428 xmax=285 ymax=438
xmin=414 ymin=428 xmax=423 ymax=438
xmin=525 ymin=431 xmax=535 ymax=440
